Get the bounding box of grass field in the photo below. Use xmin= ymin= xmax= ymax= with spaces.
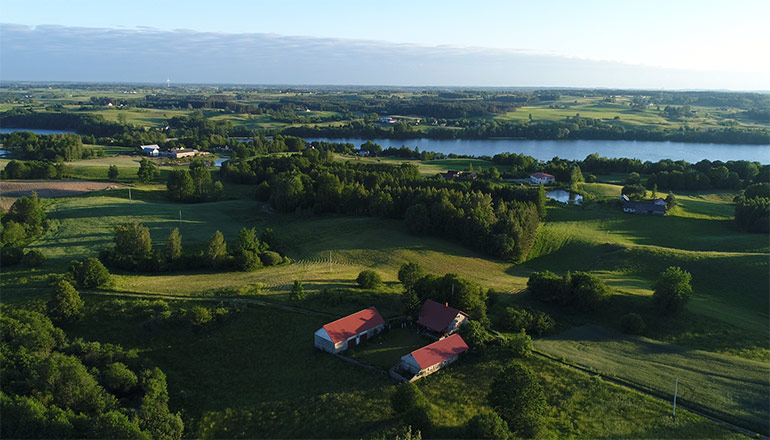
xmin=534 ymin=325 xmax=769 ymax=432
xmin=349 ymin=327 xmax=431 ymax=370
xmin=1 ymin=174 xmax=767 ymax=438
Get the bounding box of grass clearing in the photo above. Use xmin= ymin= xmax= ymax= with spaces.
xmin=349 ymin=327 xmax=431 ymax=370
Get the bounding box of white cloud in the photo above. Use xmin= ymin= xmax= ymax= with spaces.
xmin=0 ymin=24 xmax=767 ymax=90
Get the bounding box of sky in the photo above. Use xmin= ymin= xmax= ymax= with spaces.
xmin=1 ymin=0 xmax=768 ymax=89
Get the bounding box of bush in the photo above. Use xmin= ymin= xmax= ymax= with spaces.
xmin=501 ymin=330 xmax=533 ymax=357
xmin=459 ymin=320 xmax=490 ymax=350
xmin=391 ymin=382 xmax=428 ymax=414
xmin=620 ymin=313 xmax=646 ymax=334
xmin=290 ymin=280 xmax=306 ymax=301
xmin=259 ymin=251 xmax=283 ymax=266
xmin=22 ymin=249 xmax=46 ymax=267
xmin=487 ymin=364 xmax=546 ymax=438
xmin=653 ymin=266 xmax=692 ymax=315
xmin=356 ymin=270 xmax=382 ymax=289
xmin=465 ymin=412 xmax=511 ymax=440
xmin=503 ymin=307 xmax=554 ymax=336
xmin=188 ymin=306 xmax=212 ymax=327
xmin=47 ymin=280 xmax=84 ymax=322
xmin=70 ymin=258 xmax=112 ymax=289
xmin=102 ymin=362 xmax=138 ymax=394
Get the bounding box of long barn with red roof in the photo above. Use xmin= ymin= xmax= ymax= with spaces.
xmin=399 ymin=333 xmax=469 ymax=378
xmin=314 ymin=307 xmax=385 ymax=353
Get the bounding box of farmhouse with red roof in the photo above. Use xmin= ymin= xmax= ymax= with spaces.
xmin=314 ymin=307 xmax=385 ymax=353
xmin=399 ymin=333 xmax=469 ymax=378
xmin=416 ymin=299 xmax=469 ymax=336
xmin=529 ymin=172 xmax=555 ymax=185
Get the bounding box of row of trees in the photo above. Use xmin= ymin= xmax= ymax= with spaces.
xmin=1 ymin=132 xmax=96 ymax=162
xmin=166 ymin=161 xmax=223 ymax=202
xmin=98 ymin=223 xmax=286 ymax=273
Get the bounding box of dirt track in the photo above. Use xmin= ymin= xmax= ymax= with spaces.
xmin=0 ymin=179 xmax=122 ymax=209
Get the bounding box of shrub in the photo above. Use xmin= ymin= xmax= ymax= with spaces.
xmin=22 ymin=249 xmax=46 ymax=267
xmin=502 ymin=330 xmax=533 ymax=357
xmin=290 ymin=280 xmax=306 ymax=301
xmin=459 ymin=320 xmax=490 ymax=350
xmin=70 ymin=258 xmax=112 ymax=289
xmin=189 ymin=306 xmax=212 ymax=327
xmin=102 ymin=362 xmax=138 ymax=394
xmin=620 ymin=313 xmax=646 ymax=334
xmin=356 ymin=270 xmax=382 ymax=289
xmin=47 ymin=280 xmax=84 ymax=322
xmin=391 ymin=382 xmax=428 ymax=414
xmin=487 ymin=364 xmax=546 ymax=438
xmin=465 ymin=412 xmax=511 ymax=440
xmin=259 ymin=251 xmax=283 ymax=266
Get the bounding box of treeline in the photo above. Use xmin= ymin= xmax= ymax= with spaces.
xmin=284 ymin=118 xmax=770 ymax=144
xmin=1 ymin=132 xmax=96 ymax=161
xmin=0 ymin=109 xmax=166 ymax=146
xmin=734 ymin=183 xmax=769 ymax=233
xmin=221 ymin=150 xmax=545 ymax=261
xmin=1 ymin=160 xmax=72 ymax=180
xmin=1 ymin=306 xmax=183 ymax=439
xmin=98 ymin=223 xmax=287 ymax=273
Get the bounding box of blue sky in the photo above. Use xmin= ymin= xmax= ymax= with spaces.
xmin=1 ymin=0 xmax=768 ymax=88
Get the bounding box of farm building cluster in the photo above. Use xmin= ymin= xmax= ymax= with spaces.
xmin=139 ymin=144 xmax=208 ymax=159
xmin=314 ymin=300 xmax=470 ymax=381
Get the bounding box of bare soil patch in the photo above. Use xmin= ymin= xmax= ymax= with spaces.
xmin=0 ymin=180 xmax=122 ymax=209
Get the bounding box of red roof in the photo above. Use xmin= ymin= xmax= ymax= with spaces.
xmin=531 ymin=172 xmax=555 ymax=178
xmin=410 ymin=334 xmax=469 ymax=369
xmin=417 ymin=299 xmax=465 ymax=333
xmin=322 ymin=307 xmax=385 ymax=344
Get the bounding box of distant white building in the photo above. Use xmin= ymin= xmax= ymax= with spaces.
xmin=140 ymin=144 xmax=160 ymax=157
xmin=529 ymin=172 xmax=556 ymax=185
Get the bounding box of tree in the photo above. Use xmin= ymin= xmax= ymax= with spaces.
xmin=107 ymin=165 xmax=119 ymax=181
xmin=47 ymin=280 xmax=84 ymax=322
xmin=290 ymin=280 xmax=306 ymax=301
xmin=665 ymin=191 xmax=677 ymax=209
xmin=487 ymin=364 xmax=546 ymax=438
xmin=22 ymin=249 xmax=46 ymax=267
xmin=233 ymin=227 xmax=264 ymax=271
xmin=653 ymin=266 xmax=693 ymax=315
xmin=398 ymin=262 xmax=424 ymax=292
xmin=458 ymin=320 xmax=489 ymax=350
xmin=114 ymin=222 xmax=152 ymax=262
xmin=166 ymin=170 xmax=195 ymax=201
xmin=1 ymin=220 xmax=27 ymax=248
xmin=74 ymin=258 xmax=112 ymax=289
xmin=188 ymin=160 xmax=212 ymax=199
xmin=357 ymin=270 xmax=382 ymax=289
xmin=165 ymin=228 xmax=182 ymax=262
xmin=620 ymin=313 xmax=646 ymax=334
xmin=622 ymin=184 xmax=646 ymax=200
xmin=465 ymin=412 xmax=511 ymax=440
xmin=391 ymin=382 xmax=428 ymax=414
xmin=137 ymin=158 xmax=158 ymax=183
xmin=8 ymin=192 xmax=46 ymax=231
xmin=205 ymin=231 xmax=227 ymax=267
xmin=404 ymin=203 xmax=431 ymax=235
xmin=103 ymin=362 xmax=138 ymax=394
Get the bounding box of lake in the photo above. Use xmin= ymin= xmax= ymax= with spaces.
xmin=546 ymin=190 xmax=583 ymax=205
xmin=1 ymin=128 xmax=77 ymax=135
xmin=306 ymin=137 xmax=770 ymax=164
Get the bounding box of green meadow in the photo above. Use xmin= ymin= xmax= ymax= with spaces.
xmin=1 ymin=166 xmax=767 ymax=436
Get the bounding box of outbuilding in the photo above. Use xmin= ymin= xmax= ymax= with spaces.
xmin=529 ymin=172 xmax=555 ymax=185
xmin=416 ymin=299 xmax=468 ymax=336
xmin=314 ymin=306 xmax=385 ymax=353
xmin=399 ymin=333 xmax=468 ymax=379
xmin=140 ymin=144 xmax=160 ymax=156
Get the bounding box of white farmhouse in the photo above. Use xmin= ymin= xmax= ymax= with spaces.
xmin=529 ymin=172 xmax=556 ymax=185
xmin=140 ymin=144 xmax=160 ymax=157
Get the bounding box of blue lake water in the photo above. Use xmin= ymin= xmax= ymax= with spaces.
xmin=1 ymin=128 xmax=77 ymax=135
xmin=546 ymin=190 xmax=583 ymax=205
xmin=306 ymin=137 xmax=770 ymax=164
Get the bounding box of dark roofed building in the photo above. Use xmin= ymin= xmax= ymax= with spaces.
xmin=416 ymin=299 xmax=468 ymax=336
xmin=623 ymin=201 xmax=666 ymax=215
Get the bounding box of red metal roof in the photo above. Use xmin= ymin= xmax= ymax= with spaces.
xmin=531 ymin=172 xmax=555 ymax=178
xmin=410 ymin=334 xmax=469 ymax=370
xmin=417 ymin=299 xmax=465 ymax=333
xmin=322 ymin=307 xmax=385 ymax=344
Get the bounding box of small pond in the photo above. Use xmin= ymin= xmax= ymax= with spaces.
xmin=546 ymin=189 xmax=583 ymax=205
xmin=214 ymin=158 xmax=228 ymax=167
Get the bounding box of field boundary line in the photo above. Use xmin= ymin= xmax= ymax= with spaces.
xmin=532 ymin=348 xmax=769 ymax=439
xmin=82 ymin=290 xmax=339 ymax=318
